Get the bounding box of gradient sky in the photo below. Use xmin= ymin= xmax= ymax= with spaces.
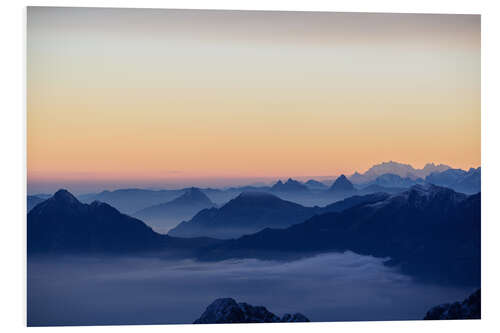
xmin=27 ymin=7 xmax=480 ymax=193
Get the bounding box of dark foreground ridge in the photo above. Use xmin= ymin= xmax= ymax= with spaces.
xmin=27 ymin=189 xmax=222 ymax=254
xmin=424 ymin=289 xmax=480 ymax=320
xmin=194 ymin=298 xmax=309 ymax=324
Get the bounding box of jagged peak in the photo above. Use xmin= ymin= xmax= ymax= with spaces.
xmin=330 ymin=174 xmax=354 ymax=191
xmin=271 ymin=178 xmax=308 ymax=191
xmin=194 ymin=298 xmax=309 ymax=324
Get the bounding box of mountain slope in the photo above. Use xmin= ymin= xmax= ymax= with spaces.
xmin=133 ymin=188 xmax=215 ymax=233
xmin=318 ymin=192 xmax=390 ymax=214
xmin=424 ymin=289 xmax=480 ymax=320
xmin=199 ymin=185 xmax=480 ymax=285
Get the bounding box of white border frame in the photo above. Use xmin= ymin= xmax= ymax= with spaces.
xmin=2 ymin=1 xmax=499 ymax=332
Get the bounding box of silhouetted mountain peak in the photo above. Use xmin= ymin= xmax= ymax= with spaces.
xmin=194 ymin=298 xmax=309 ymax=324
xmin=53 ymin=189 xmax=79 ymax=204
xmin=271 ymin=178 xmax=308 ymax=192
xmin=174 ymin=187 xmax=212 ymax=205
xmin=304 ymin=179 xmax=327 ymax=189
xmin=329 ymin=174 xmax=355 ymax=192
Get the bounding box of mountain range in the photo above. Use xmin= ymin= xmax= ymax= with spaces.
xmin=27 ymin=189 xmax=221 ymax=254
xmin=29 ymin=162 xmax=479 ymax=216
xmin=349 ymin=161 xmax=451 ymax=184
xmin=168 ymin=191 xmax=390 ymax=239
xmin=198 ymin=184 xmax=480 ymax=285
xmin=168 ymin=191 xmax=315 ymax=239
xmin=132 ymin=188 xmax=215 ymax=234
xmin=28 ymin=183 xmax=480 ymax=286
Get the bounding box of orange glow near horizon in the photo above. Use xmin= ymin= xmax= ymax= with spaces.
xmin=27 ymin=8 xmax=480 ymax=189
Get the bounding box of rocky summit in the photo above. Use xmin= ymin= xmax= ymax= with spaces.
xmin=193 ymin=298 xmax=309 ymax=324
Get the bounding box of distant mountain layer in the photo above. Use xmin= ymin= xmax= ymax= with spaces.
xmin=168 ymin=191 xmax=316 ymax=239
xmin=78 ymin=188 xmax=185 ymax=214
xmin=271 ymin=178 xmax=309 ymax=192
xmin=199 ymin=184 xmax=480 ymax=286
xmin=168 ymin=191 xmax=390 ymax=239
xmin=304 ymin=179 xmax=327 ymax=190
xmin=194 ymin=298 xmax=309 ymax=324
xmin=27 ymin=195 xmax=45 ymax=212
xmin=370 ymin=173 xmax=424 ymax=188
xmin=424 ymin=289 xmax=480 ymax=320
xmin=28 ymin=189 xmax=221 ymax=254
xmin=133 ymin=188 xmax=215 ymax=233
xmin=350 ymin=161 xmax=450 ymax=183
xmin=357 ymin=184 xmax=406 ymax=195
xmin=426 ymin=168 xmax=481 ymax=194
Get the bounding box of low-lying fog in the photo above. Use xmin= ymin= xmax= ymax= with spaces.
xmin=28 ymin=251 xmax=475 ymax=326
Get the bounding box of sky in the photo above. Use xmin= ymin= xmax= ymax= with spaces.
xmin=27 ymin=7 xmax=480 ymax=193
